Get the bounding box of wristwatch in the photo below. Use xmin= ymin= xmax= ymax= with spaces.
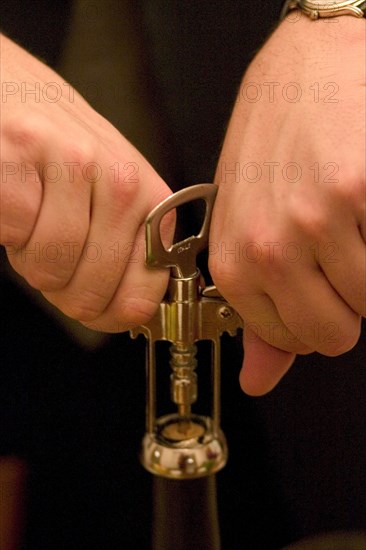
xmin=280 ymin=0 xmax=366 ymax=20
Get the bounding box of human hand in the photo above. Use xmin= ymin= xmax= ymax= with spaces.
xmin=0 ymin=34 xmax=173 ymax=332
xmin=209 ymin=14 xmax=366 ymax=395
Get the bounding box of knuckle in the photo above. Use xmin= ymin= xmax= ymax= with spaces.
xmin=106 ymin=166 xmax=141 ymax=211
xmin=8 ymin=242 xmax=79 ymax=291
xmin=335 ymin=166 xmax=364 ymax=205
xmin=25 ymin=266 xmax=70 ymax=291
xmin=288 ymin=199 xmax=328 ymax=239
xmin=3 ymin=114 xmax=47 ymax=152
xmin=0 ymin=186 xmax=42 ymax=245
xmin=319 ymin=327 xmax=361 ymax=356
xmin=63 ymin=140 xmax=97 ymax=169
xmin=57 ymin=292 xmax=106 ymax=323
xmin=261 ymin=256 xmax=289 ymax=290
xmin=23 ymin=271 xmax=67 ymax=292
xmin=209 ymin=253 xmax=239 ymax=296
xmin=118 ymin=295 xmax=160 ymax=328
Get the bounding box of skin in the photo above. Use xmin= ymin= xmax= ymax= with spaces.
xmin=1 ymin=13 xmax=364 ymax=550
xmin=210 ymin=13 xmax=366 ymax=395
xmin=1 ymin=13 xmax=365 ymax=397
xmin=0 ymin=33 xmax=174 ymax=334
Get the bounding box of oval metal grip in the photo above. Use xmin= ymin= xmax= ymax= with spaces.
xmin=145 ymin=184 xmax=218 ymax=278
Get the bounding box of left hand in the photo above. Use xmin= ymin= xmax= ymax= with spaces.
xmin=209 ymin=13 xmax=366 ymax=395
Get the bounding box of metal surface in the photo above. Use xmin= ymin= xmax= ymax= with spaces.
xmin=280 ymin=0 xmax=366 ymax=19
xmin=145 ymin=183 xmax=217 ymax=278
xmin=130 ymin=184 xmax=242 ymax=479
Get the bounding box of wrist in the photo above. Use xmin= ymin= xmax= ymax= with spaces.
xmin=281 ymin=0 xmax=366 ymax=20
xmin=278 ymin=8 xmax=365 ymax=47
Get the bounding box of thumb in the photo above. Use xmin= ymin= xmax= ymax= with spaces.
xmin=239 ymin=327 xmax=296 ymax=396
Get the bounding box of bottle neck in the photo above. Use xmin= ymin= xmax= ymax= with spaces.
xmin=152 ymin=475 xmax=221 ymax=550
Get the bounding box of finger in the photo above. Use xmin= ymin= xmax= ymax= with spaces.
xmin=79 ymin=222 xmax=172 ymax=332
xmin=209 ymin=238 xmax=313 ymax=354
xmin=317 ymin=228 xmax=366 ymax=318
xmin=10 ymin=150 xmax=91 ymax=290
xmin=1 ymin=145 xmax=42 ymax=246
xmin=234 ymin=290 xmax=312 ymax=354
xmin=263 ymin=256 xmax=362 ymax=356
xmin=239 ymin=327 xmax=296 ymax=396
xmin=210 ymin=234 xmax=361 ymax=356
xmin=45 ymin=163 xmax=172 ymax=324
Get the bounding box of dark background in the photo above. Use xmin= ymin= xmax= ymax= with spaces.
xmin=1 ymin=1 xmax=366 ymax=549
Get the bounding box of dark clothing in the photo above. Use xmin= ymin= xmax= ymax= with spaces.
xmin=1 ymin=2 xmax=366 ymax=549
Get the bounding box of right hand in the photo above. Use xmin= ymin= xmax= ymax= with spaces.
xmin=209 ymin=14 xmax=365 ymax=395
xmin=0 ymin=34 xmax=173 ymax=332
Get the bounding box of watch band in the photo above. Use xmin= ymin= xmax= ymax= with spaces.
xmin=280 ymin=0 xmax=366 ymax=20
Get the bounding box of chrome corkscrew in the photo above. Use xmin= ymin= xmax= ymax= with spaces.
xmin=130 ymin=184 xmax=242 ymax=479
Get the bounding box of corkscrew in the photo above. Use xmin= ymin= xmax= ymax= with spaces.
xmin=130 ymin=184 xmax=242 ymax=480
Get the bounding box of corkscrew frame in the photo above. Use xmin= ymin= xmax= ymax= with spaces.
xmin=130 ymin=184 xmax=242 ymax=479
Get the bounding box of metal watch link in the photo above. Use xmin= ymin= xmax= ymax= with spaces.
xmin=280 ymin=0 xmax=366 ymax=20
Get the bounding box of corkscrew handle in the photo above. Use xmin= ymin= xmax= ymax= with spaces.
xmin=145 ymin=183 xmax=217 ymax=278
